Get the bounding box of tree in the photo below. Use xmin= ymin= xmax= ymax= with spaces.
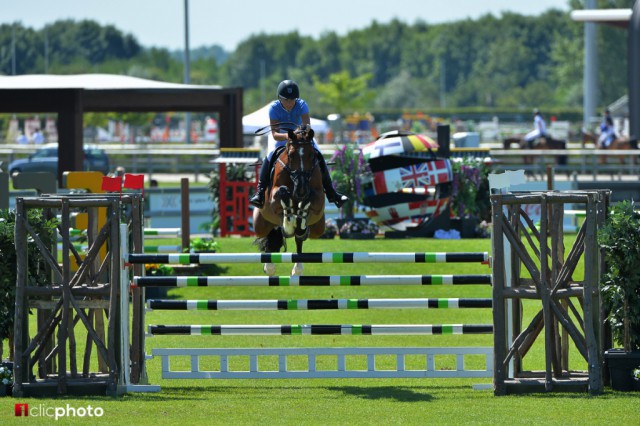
xmin=313 ymin=71 xmax=375 ymax=116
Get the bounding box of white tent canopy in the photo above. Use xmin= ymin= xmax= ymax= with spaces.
xmin=242 ymin=103 xmax=328 ymax=134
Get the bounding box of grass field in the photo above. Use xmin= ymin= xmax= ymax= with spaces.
xmin=1 ymin=237 xmax=638 ymax=425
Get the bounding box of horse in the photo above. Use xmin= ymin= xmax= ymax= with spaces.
xmin=502 ymin=135 xmax=567 ymax=166
xmin=252 ymin=125 xmax=326 ymax=276
xmin=581 ymin=130 xmax=637 ymax=165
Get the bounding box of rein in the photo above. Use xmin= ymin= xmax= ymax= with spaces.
xmin=254 ymin=121 xmax=299 ymax=136
xmin=277 ymin=139 xmax=318 ymax=177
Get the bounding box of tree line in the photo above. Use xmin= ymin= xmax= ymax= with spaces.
xmin=0 ymin=0 xmax=634 ymax=119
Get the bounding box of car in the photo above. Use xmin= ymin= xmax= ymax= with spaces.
xmin=8 ymin=143 xmax=110 ymax=177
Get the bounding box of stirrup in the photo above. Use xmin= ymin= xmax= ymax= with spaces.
xmin=333 ymin=195 xmax=348 ymax=208
xmin=327 ymin=191 xmax=348 ymax=208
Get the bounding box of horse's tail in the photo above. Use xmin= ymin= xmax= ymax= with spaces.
xmin=254 ymin=227 xmax=286 ymax=253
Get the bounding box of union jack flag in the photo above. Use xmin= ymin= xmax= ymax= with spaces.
xmin=400 ymin=163 xmax=431 ymax=188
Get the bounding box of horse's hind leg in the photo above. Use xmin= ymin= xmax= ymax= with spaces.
xmin=256 ymin=226 xmax=285 ymax=276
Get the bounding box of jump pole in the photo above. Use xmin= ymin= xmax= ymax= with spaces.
xmin=147 ymin=298 xmax=493 ymax=310
xmin=133 ymin=274 xmax=492 ymax=287
xmin=128 ymin=251 xmax=489 ymax=265
xmin=148 ymin=324 xmax=494 ymax=336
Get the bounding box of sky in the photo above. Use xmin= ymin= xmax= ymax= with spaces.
xmin=3 ymin=0 xmax=571 ymax=51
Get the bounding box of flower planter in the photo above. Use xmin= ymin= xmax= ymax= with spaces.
xmin=318 ymin=231 xmax=336 ymax=239
xmin=0 ymin=384 xmax=12 ymax=397
xmin=0 ymin=362 xmax=13 ymax=396
xmin=339 ymin=233 xmax=375 ymax=240
xmin=604 ymin=349 xmax=640 ymax=391
xmin=450 ymin=217 xmax=480 ymax=239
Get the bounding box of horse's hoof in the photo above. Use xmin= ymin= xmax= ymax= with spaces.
xmin=292 ymin=263 xmax=304 ymax=276
xmin=264 ymin=263 xmax=276 ymax=276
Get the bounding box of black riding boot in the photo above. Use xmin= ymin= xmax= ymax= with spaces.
xmin=249 ymin=156 xmax=271 ymax=208
xmin=316 ymin=150 xmax=347 ymax=208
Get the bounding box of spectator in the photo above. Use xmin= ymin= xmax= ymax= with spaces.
xmin=32 ymin=128 xmax=45 ymax=145
xmin=16 ymin=132 xmax=29 ymax=145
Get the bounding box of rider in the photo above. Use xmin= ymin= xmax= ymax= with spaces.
xmin=249 ymin=80 xmax=347 ymax=209
xmin=523 ymin=108 xmax=548 ymax=148
xmin=597 ymin=108 xmax=617 ymax=148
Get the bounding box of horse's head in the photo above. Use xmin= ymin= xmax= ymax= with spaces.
xmin=285 ymin=126 xmax=317 ymax=202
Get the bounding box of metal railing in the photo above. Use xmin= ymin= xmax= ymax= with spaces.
xmin=2 ymin=144 xmax=640 ymax=181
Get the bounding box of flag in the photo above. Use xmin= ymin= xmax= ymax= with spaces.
xmin=400 ymin=163 xmax=431 ymax=188
xmin=124 ymin=174 xmax=145 ymax=190
xmin=365 ymin=198 xmax=449 ymax=226
xmin=101 ymin=176 xmax=122 ymax=192
xmin=362 ymin=132 xmax=438 ymax=160
xmin=426 ymin=160 xmax=453 ymax=185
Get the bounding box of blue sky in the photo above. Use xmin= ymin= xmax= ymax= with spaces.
xmin=4 ymin=0 xmax=571 ymax=51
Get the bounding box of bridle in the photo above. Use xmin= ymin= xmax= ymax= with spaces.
xmin=277 ymin=130 xmax=318 ymax=204
xmin=275 ymin=126 xmax=319 ymax=239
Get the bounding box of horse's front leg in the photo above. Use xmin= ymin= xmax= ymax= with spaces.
xmin=275 ymin=187 xmax=296 ymax=237
xmin=292 ymin=234 xmax=307 ymax=276
xmin=291 ymin=199 xmax=312 ymax=276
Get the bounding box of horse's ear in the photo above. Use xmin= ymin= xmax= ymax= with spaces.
xmin=307 ymin=128 xmax=315 ymax=140
xmin=287 ymin=129 xmax=296 ymax=141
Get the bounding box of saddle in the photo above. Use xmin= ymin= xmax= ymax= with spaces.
xmin=267 ymin=145 xmax=288 ymax=192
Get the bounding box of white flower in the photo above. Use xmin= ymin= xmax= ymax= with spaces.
xmin=2 ymin=378 xmax=8 ymax=385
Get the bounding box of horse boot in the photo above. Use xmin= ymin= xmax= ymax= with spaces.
xmin=317 ymin=151 xmax=348 ymax=208
xmin=249 ymin=156 xmax=271 ymax=209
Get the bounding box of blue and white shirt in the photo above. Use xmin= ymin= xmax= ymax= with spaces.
xmin=269 ymin=99 xmax=309 ymax=131
xmin=267 ymin=99 xmax=317 ymax=156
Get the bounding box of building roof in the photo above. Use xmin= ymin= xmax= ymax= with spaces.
xmin=570 ymin=9 xmax=632 ymax=28
xmin=0 ymin=73 xmax=222 ymax=90
xmin=0 ymin=73 xmax=243 ymax=181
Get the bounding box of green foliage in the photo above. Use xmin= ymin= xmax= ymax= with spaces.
xmin=185 ymin=237 xmax=225 ymax=277
xmin=598 ymin=200 xmax=640 ymax=351
xmin=313 ymin=71 xmax=375 ymax=115
xmin=329 ymin=142 xmax=370 ymax=220
xmin=144 ymin=263 xmax=175 ymax=277
xmin=0 ymin=9 xmax=632 ymax=115
xmin=187 ymin=238 xmax=220 ymax=254
xmin=450 ymin=158 xmax=491 ymax=220
xmin=0 ymin=209 xmax=58 ymax=342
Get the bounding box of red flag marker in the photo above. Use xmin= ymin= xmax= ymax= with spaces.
xmin=124 ymin=174 xmax=144 ymax=190
xmin=124 ymin=173 xmax=145 ymax=196
xmin=101 ymin=176 xmax=122 ymax=192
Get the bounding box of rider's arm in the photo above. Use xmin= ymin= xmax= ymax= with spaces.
xmin=271 ymin=119 xmax=289 ymax=141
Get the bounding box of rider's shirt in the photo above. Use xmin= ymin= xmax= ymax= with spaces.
xmin=269 ymin=99 xmax=309 ymax=134
xmin=524 ymin=114 xmax=547 ymax=143
xmin=599 ymin=115 xmax=617 ymax=148
xmin=267 ymin=99 xmax=317 ymax=158
xmin=534 ymin=114 xmax=547 ymax=135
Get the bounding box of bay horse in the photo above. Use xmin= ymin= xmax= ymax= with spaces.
xmin=502 ymin=135 xmax=567 ymax=166
xmin=581 ymin=130 xmax=637 ymax=165
xmin=253 ymin=125 xmax=326 ymax=276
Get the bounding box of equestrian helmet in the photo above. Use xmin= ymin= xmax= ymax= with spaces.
xmin=277 ymin=80 xmax=299 ymax=99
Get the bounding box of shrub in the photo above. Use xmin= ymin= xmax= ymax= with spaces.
xmin=598 ymin=200 xmax=640 ymax=351
xmin=0 ymin=209 xmax=58 ymax=359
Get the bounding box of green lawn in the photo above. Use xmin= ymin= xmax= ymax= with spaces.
xmin=1 ymin=237 xmax=638 ymax=425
